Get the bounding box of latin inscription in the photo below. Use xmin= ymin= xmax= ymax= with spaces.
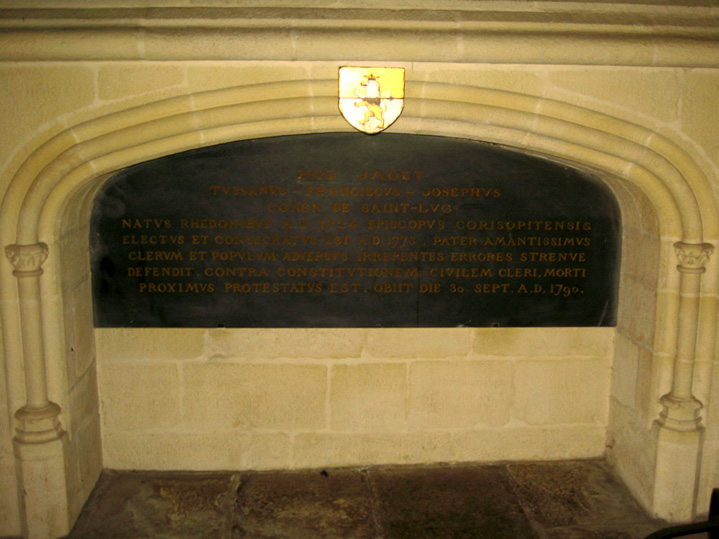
xmin=91 ymin=134 xmax=620 ymax=327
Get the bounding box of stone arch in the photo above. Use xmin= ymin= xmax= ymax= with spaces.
xmin=1 ymin=78 xmax=717 ymax=535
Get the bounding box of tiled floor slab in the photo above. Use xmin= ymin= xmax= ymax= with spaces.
xmin=68 ymin=472 xmax=235 ymax=538
xmin=369 ymin=465 xmax=537 ymax=538
xmin=61 ymin=460 xmax=678 ymax=539
xmin=234 ymin=469 xmax=376 ymax=538
xmin=507 ymin=461 xmax=662 ymax=537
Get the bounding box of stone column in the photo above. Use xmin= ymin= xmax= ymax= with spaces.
xmin=652 ymin=241 xmax=714 ymax=521
xmin=5 ymin=243 xmax=70 ymax=539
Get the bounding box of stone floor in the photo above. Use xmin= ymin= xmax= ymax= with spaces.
xmin=63 ymin=459 xmax=700 ymax=539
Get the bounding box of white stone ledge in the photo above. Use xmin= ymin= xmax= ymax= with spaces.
xmin=0 ymin=5 xmax=718 ymax=66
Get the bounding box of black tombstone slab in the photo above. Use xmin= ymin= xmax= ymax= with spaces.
xmin=91 ymin=133 xmax=620 ymax=327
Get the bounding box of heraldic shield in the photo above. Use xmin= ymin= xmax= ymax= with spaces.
xmin=339 ymin=67 xmax=405 ymax=135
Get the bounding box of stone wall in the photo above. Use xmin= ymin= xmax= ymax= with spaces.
xmin=95 ymin=327 xmax=613 ymax=470
xmin=1 ymin=3 xmax=719 ymax=537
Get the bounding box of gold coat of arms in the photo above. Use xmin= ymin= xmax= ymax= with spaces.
xmin=339 ymin=67 xmax=405 ymax=135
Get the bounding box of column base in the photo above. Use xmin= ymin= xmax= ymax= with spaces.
xmin=13 ymin=402 xmax=71 ymax=539
xmin=14 ymin=402 xmax=63 ymax=443
xmin=657 ymin=393 xmax=702 ymax=432
xmin=651 ymin=420 xmax=703 ymax=522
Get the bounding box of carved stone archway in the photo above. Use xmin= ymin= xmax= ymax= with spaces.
xmin=2 ymin=79 xmax=717 ymax=537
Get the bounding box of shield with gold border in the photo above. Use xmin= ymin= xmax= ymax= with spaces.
xmin=339 ymin=67 xmax=405 ymax=135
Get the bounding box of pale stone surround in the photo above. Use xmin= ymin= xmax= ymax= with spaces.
xmin=1 ymin=3 xmax=719 ymax=538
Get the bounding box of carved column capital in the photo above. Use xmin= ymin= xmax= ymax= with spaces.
xmin=674 ymin=242 xmax=714 ymax=274
xmin=5 ymin=243 xmax=49 ymax=276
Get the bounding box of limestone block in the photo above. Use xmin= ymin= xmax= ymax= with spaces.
xmin=682 ymin=71 xmax=719 ymax=168
xmin=105 ymin=127 xmax=203 ymax=166
xmin=622 ymin=227 xmax=660 ymax=289
xmin=192 ymin=97 xmax=314 ymax=132
xmin=1 ymin=27 xmax=141 ymax=61
xmin=606 ymin=400 xmax=659 ymax=517
xmin=103 ymin=431 xmax=250 ymax=471
xmin=73 ymin=413 xmax=103 ymax=510
xmin=244 ymin=433 xmax=292 ymax=470
xmin=67 ymin=93 xmax=196 ymax=143
xmin=58 ymin=184 xmax=93 ymax=236
xmin=611 ymin=333 xmax=640 ymax=409
xmin=424 ymin=67 xmax=545 ymax=99
xmin=308 ymin=63 xmax=355 ymax=83
xmin=65 ymin=281 xmax=96 ymax=383
xmin=189 ymin=78 xmax=329 ymax=115
xmin=657 ymin=239 xmax=681 ymax=292
xmin=366 ymin=328 xmax=471 ymax=359
xmin=636 ymin=346 xmax=657 ymax=420
xmin=98 ymin=64 xmax=185 ymax=102
xmin=630 ymin=190 xmax=661 ymax=239
xmin=651 ymin=290 xmax=680 ymax=359
xmin=702 ymin=367 xmax=719 ymax=429
xmin=694 ymin=357 xmax=714 ymax=421
xmin=181 ymin=363 xmax=327 ymax=431
xmin=330 ymin=364 xmax=407 ymax=431
xmin=58 ymin=228 xmax=91 ymax=294
xmin=408 ymin=360 xmax=512 ymax=429
xmin=606 ymin=180 xmax=641 ymax=232
xmin=13 ymin=435 xmax=71 ymax=539
xmin=199 ymin=114 xmax=319 ymax=144
xmin=68 ymin=361 xmax=100 ymax=428
xmin=99 ymin=362 xmax=181 ymax=431
xmin=64 ymin=412 xmax=102 ymax=524
xmin=697 ymin=438 xmax=719 ymax=516
xmin=514 ymin=359 xmax=610 ymax=425
xmin=547 ymin=69 xmax=681 ymax=125
xmin=473 ymin=328 xmax=614 ymax=358
xmin=617 ymin=278 xmax=657 ymax=346
xmin=185 ymin=64 xmax=310 ymax=94
xmin=206 ymin=328 xmax=365 ymax=360
xmin=401 ymin=431 xmax=454 ymax=464
xmin=144 ymin=28 xmax=296 ymax=61
xmin=293 ymin=27 xmax=450 ymax=63
xmin=0 ymin=122 xmax=68 ymax=211
xmin=96 ymin=328 xmax=205 ymax=361
xmin=0 ymin=457 xmax=21 ymax=536
xmin=416 ymin=98 xmax=509 ymax=132
xmin=0 ymin=65 xmax=95 ymax=171
xmin=451 ymin=425 xmax=607 ymax=462
xmin=293 ymin=431 xmax=453 ymax=470
xmin=63 ymin=431 xmax=82 ymax=518
xmin=652 ymin=425 xmax=703 ymax=521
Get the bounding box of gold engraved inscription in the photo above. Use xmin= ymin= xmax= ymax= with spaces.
xmin=115 ymin=171 xmax=594 ymax=302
